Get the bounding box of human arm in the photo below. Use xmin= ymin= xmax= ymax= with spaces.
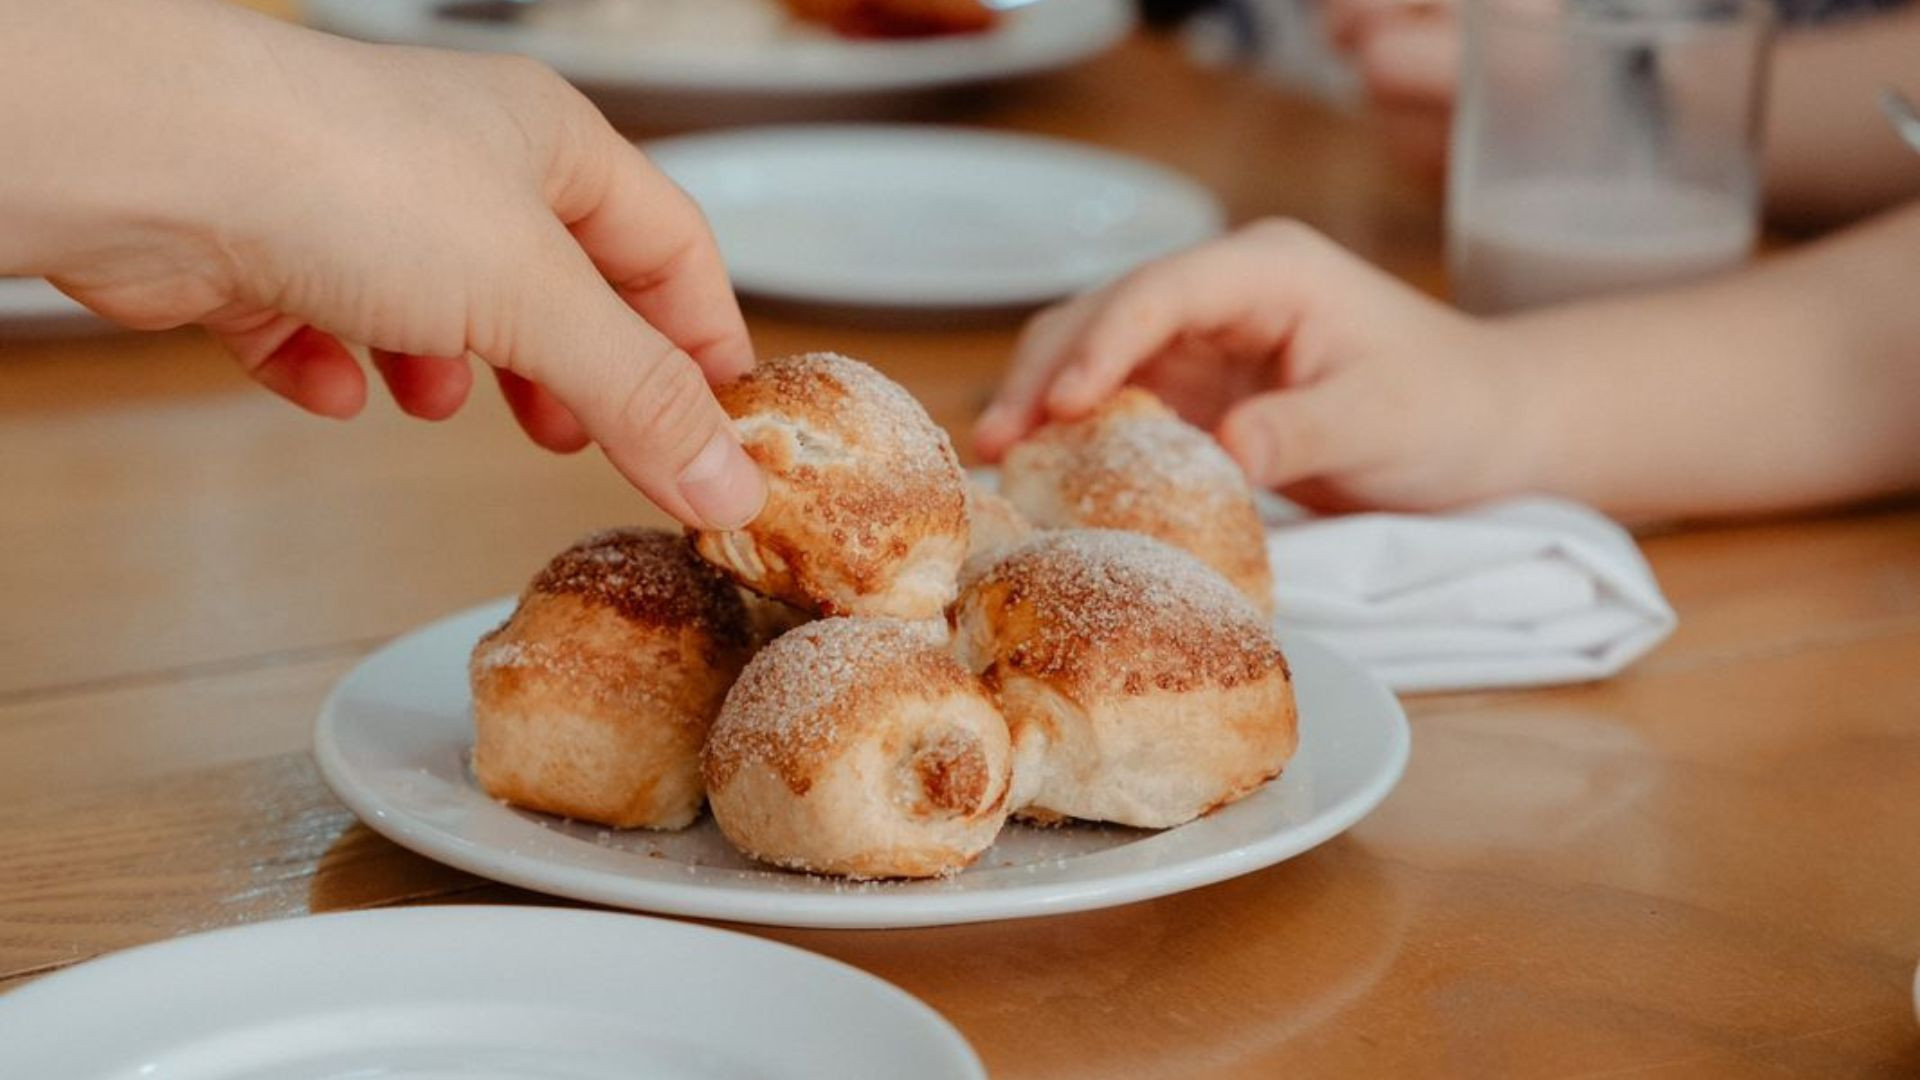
xmin=0 ymin=0 xmax=764 ymax=528
xmin=976 ymin=212 xmax=1920 ymax=520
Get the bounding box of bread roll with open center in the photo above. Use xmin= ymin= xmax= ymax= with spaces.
xmin=704 ymin=617 xmax=1013 ymax=879
xmin=470 ymin=528 xmax=754 ymax=830
xmin=693 ymin=352 xmax=968 ymax=619
xmin=953 ymin=529 xmax=1297 ymax=829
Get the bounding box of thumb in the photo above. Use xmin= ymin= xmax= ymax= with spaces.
xmin=491 ymin=223 xmax=766 ymax=530
xmin=1216 ymin=384 xmax=1366 ymax=492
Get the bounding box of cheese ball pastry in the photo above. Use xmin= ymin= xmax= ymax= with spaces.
xmin=1000 ymin=387 xmax=1275 ymax=615
xmin=964 ymin=478 xmax=1035 ymax=569
xmin=693 ymin=352 xmax=969 ymax=619
xmin=470 ymin=528 xmax=754 ymax=830
xmin=704 ymin=617 xmax=1013 ymax=879
xmin=953 ymin=529 xmax=1297 ymax=829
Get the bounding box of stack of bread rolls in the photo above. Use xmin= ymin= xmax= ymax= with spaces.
xmin=471 ymin=352 xmax=1296 ymax=880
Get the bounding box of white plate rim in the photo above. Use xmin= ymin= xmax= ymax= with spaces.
xmin=0 ymin=277 xmax=105 ymax=331
xmin=302 ymin=0 xmax=1134 ymax=94
xmin=315 ymin=598 xmax=1410 ymax=929
xmin=0 ymin=905 xmax=986 ymax=1079
xmin=644 ymin=124 xmax=1226 ymax=308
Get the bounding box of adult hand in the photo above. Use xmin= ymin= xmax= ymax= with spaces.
xmin=2 ymin=0 xmax=764 ymax=529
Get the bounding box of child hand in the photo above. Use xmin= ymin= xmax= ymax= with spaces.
xmin=974 ymin=220 xmax=1522 ymax=512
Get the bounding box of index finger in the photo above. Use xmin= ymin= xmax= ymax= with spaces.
xmin=974 ymin=291 xmax=1100 ymax=460
xmin=557 ymin=137 xmax=755 ymax=384
xmin=1040 ymin=225 xmax=1317 ymax=419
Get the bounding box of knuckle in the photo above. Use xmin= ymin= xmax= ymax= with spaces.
xmin=481 ymin=55 xmax=597 ymax=169
xmin=612 ymin=347 xmax=716 ymax=467
xmin=489 ymin=53 xmax=566 ymax=97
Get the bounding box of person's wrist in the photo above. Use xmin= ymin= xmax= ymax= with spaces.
xmin=4 ymin=0 xmax=306 ymax=279
xmin=1454 ymin=319 xmax=1560 ymax=501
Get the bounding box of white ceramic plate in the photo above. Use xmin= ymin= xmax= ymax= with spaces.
xmin=304 ymin=0 xmax=1131 ymax=96
xmin=646 ymin=125 xmax=1224 ymax=308
xmin=0 ymin=277 xmax=107 ymax=336
xmin=315 ymin=598 xmax=1409 ymax=929
xmin=0 ymin=906 xmax=983 ymax=1080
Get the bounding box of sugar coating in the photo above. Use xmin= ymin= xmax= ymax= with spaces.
xmin=527 ymin=528 xmax=752 ymax=647
xmin=1071 ymin=411 xmax=1249 ymax=525
xmin=704 ymin=617 xmax=965 ymax=791
xmin=736 ymin=352 xmax=959 ymax=484
xmin=472 ymin=528 xmax=754 ymax=694
xmin=705 ymin=352 xmax=969 ymax=617
xmin=962 ymin=529 xmax=1283 ymax=694
xmin=1014 ymin=390 xmax=1254 ymax=534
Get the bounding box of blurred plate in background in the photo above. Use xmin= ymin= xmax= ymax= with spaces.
xmin=0 ymin=278 xmax=109 ymax=338
xmin=304 ymin=0 xmax=1131 ymax=112
xmin=648 ymin=124 xmax=1224 ymax=309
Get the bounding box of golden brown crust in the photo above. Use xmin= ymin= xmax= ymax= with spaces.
xmin=528 ymin=528 xmax=753 ymax=656
xmin=737 ymin=588 xmax=813 ymax=650
xmin=955 ymin=530 xmax=1297 ymax=827
xmin=955 ymin=529 xmax=1284 ymax=701
xmin=1000 ymin=388 xmax=1274 ymax=615
xmin=469 ymin=528 xmax=755 ymax=829
xmin=696 ymin=353 xmax=968 ymax=619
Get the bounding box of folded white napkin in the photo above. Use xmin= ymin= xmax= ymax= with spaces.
xmin=1264 ymin=497 xmax=1676 ymax=693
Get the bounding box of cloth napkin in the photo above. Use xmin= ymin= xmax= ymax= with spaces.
xmin=1263 ymin=497 xmax=1676 ymax=693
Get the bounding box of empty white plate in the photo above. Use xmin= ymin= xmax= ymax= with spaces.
xmin=314 ymin=598 xmax=1409 ymax=929
xmin=646 ymin=125 xmax=1225 ymax=308
xmin=0 ymin=905 xmax=984 ymax=1079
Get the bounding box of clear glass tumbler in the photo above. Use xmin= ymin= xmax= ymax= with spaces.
xmin=1447 ymin=0 xmax=1773 ymax=315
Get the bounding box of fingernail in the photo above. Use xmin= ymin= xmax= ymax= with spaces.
xmin=679 ymin=430 xmax=766 ymax=530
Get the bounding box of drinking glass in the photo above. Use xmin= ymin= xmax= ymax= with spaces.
xmin=1448 ymin=0 xmax=1773 ymax=314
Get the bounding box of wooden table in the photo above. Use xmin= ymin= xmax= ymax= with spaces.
xmin=4 ymin=29 xmax=1919 ymax=1079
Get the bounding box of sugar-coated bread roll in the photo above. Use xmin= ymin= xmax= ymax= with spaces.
xmin=953 ymin=529 xmax=1297 ymax=829
xmin=694 ymin=352 xmax=969 ymax=620
xmin=470 ymin=528 xmax=754 ymax=830
xmin=704 ymin=617 xmax=1013 ymax=878
xmin=964 ymin=478 xmax=1034 ymax=569
xmin=738 ymin=589 xmax=813 ymax=648
xmin=1001 ymin=388 xmax=1274 ymax=615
